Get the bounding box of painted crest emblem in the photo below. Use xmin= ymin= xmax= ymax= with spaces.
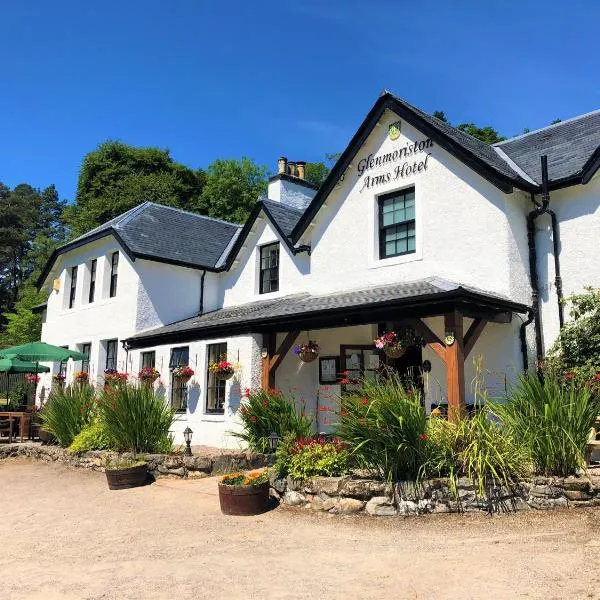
xmin=388 ymin=120 xmax=402 ymax=140
xmin=444 ymin=333 xmax=456 ymax=346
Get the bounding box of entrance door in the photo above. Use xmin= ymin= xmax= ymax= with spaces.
xmin=379 ymin=322 xmax=424 ymax=393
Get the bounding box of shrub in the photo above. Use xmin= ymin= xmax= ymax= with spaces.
xmin=97 ymin=382 xmax=175 ymax=454
xmin=422 ymin=409 xmax=529 ymax=498
xmin=335 ymin=372 xmax=428 ymax=481
xmin=493 ymin=371 xmax=600 ymax=476
xmin=68 ymin=421 xmax=114 ymax=454
xmin=232 ymin=388 xmax=313 ymax=453
xmin=275 ymin=436 xmax=350 ymax=481
xmin=39 ymin=384 xmax=96 ymax=447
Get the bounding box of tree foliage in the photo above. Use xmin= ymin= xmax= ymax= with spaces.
xmin=432 ymin=110 xmax=505 ymax=143
xmin=549 ymin=287 xmax=600 ymax=371
xmin=304 ymin=162 xmax=329 ymax=187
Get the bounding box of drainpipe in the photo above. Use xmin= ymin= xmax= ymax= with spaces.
xmin=519 ymin=308 xmax=535 ymax=371
xmin=199 ymin=270 xmax=206 ymax=314
xmin=524 ymin=155 xmax=566 ymax=369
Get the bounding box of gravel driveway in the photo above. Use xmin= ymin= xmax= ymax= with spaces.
xmin=1 ymin=459 xmax=599 ymax=600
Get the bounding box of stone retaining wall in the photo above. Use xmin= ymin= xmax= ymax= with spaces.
xmin=0 ymin=442 xmax=269 ymax=478
xmin=271 ymin=469 xmax=600 ymax=515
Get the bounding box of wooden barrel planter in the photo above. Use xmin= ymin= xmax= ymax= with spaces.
xmin=105 ymin=463 xmax=148 ymax=490
xmin=218 ymin=482 xmax=270 ymax=515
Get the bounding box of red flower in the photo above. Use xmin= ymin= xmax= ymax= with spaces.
xmin=242 ymin=388 xmax=251 ymax=398
xmin=595 ymin=373 xmax=600 ymax=381
xmin=249 ymin=415 xmax=257 ymax=422
xmin=419 ymin=433 xmax=429 ymax=441
xmin=240 ymin=406 xmax=248 ymax=415
xmin=262 ymin=399 xmax=269 ymax=409
xmin=564 ymin=372 xmax=575 ymax=380
xmin=340 ymin=409 xmax=349 ymax=417
xmin=340 ymin=378 xmax=350 ymax=385
xmin=359 ymin=417 xmax=366 ymax=424
xmin=360 ymin=397 xmax=369 ymax=405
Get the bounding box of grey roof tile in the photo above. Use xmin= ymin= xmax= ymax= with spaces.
xmin=261 ymin=199 xmax=304 ymax=237
xmin=494 ymin=110 xmax=600 ymax=184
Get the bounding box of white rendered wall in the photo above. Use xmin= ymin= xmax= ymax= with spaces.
xmin=267 ymin=177 xmax=316 ymax=210
xmin=536 ymin=174 xmax=600 ymax=352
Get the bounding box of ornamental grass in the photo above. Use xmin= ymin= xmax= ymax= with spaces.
xmin=232 ymin=388 xmax=313 ymax=453
xmin=492 ymin=371 xmax=600 ymax=477
xmin=39 ymin=384 xmax=96 ymax=447
xmin=97 ymin=381 xmax=175 ymax=454
xmin=335 ymin=371 xmax=428 ymax=482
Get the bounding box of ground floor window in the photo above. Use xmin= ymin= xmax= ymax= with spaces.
xmin=206 ymin=342 xmax=227 ymax=414
xmin=340 ymin=345 xmax=380 ymax=394
xmin=141 ymin=351 xmax=155 ymax=369
xmin=81 ymin=343 xmax=91 ymax=373
xmin=169 ymin=346 xmax=189 ymax=412
xmin=105 ymin=339 xmax=118 ymax=371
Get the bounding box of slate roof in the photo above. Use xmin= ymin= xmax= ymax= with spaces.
xmin=40 ymin=202 xmax=241 ymax=286
xmin=261 ymin=199 xmax=304 ymax=237
xmin=494 ymin=110 xmax=600 ymax=185
xmin=126 ymin=278 xmax=529 ymax=347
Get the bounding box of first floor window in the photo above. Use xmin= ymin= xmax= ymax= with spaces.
xmin=69 ymin=266 xmax=78 ymax=309
xmin=379 ymin=187 xmax=416 ymax=259
xmin=169 ymin=347 xmax=189 ymax=412
xmin=81 ymin=343 xmax=91 ymax=374
xmin=105 ymin=339 xmax=118 ymax=371
xmin=206 ymin=342 xmax=227 ymax=414
xmin=141 ymin=351 xmax=155 ymax=369
xmin=109 ymin=251 xmax=119 ymax=298
xmin=88 ymin=259 xmax=97 ymax=303
xmin=259 ymin=243 xmax=279 ymax=294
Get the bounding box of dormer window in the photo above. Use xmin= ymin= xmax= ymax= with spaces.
xmin=259 ymin=243 xmax=279 ymax=294
xmin=378 ymin=188 xmax=416 ymax=259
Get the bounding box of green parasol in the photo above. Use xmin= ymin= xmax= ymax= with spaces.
xmin=0 ymin=342 xmax=86 ymax=362
xmin=0 ymin=358 xmax=50 ymax=373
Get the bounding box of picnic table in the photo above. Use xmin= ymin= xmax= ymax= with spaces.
xmin=0 ymin=412 xmax=28 ymax=443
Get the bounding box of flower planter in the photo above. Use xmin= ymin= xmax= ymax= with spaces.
xmin=105 ymin=463 xmax=148 ymax=490
xmin=218 ymin=481 xmax=270 ymax=515
xmin=215 ymin=369 xmax=234 ymax=381
xmin=299 ymin=349 xmax=319 ymax=363
xmin=384 ymin=346 xmax=406 ymax=359
xmin=140 ymin=375 xmax=159 ymax=384
xmin=175 ymin=375 xmax=192 ymax=385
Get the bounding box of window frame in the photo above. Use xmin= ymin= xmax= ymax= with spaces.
xmin=109 ymin=252 xmax=119 ymax=298
xmin=339 ymin=344 xmax=381 ymax=395
xmin=141 ymin=351 xmax=156 ymax=370
xmin=81 ymin=343 xmax=91 ymax=374
xmin=105 ymin=339 xmax=118 ymax=371
xmin=378 ymin=187 xmax=416 ymax=260
xmin=206 ymin=342 xmax=227 ymax=414
xmin=59 ymin=345 xmax=69 ymax=379
xmin=169 ymin=346 xmax=189 ymax=413
xmin=88 ymin=259 xmax=97 ymax=303
xmin=69 ymin=266 xmax=78 ymax=309
xmin=259 ymin=242 xmax=280 ymax=294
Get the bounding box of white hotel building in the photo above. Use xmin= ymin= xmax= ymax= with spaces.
xmin=35 ymin=92 xmax=600 ymax=447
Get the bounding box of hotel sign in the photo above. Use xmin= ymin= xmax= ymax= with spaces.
xmin=357 ymin=127 xmax=434 ymax=192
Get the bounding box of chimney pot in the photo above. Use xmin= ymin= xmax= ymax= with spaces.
xmin=287 ymin=161 xmax=297 ymax=177
xmin=296 ymin=161 xmax=306 ymax=179
xmin=278 ymin=156 xmax=288 ymax=175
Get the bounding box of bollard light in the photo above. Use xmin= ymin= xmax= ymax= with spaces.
xmin=267 ymin=431 xmax=281 ymax=453
xmin=183 ymin=427 xmax=193 ymax=456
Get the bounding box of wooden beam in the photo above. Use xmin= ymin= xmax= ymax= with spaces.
xmin=464 ymin=318 xmax=486 ymax=358
xmin=412 ymin=318 xmax=445 ymax=346
xmin=428 ymin=342 xmax=446 ymax=362
xmin=269 ymin=331 xmax=300 ymax=372
xmin=445 ymin=310 xmax=465 ymax=421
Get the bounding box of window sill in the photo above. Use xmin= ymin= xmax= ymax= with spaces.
xmin=201 ymin=413 xmax=225 ymax=422
xmin=367 ymin=251 xmax=422 ymax=270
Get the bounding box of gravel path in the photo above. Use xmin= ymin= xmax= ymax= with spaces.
xmin=1 ymin=459 xmax=600 ymax=599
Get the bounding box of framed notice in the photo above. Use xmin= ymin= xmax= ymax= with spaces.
xmin=319 ymin=356 xmax=340 ymax=384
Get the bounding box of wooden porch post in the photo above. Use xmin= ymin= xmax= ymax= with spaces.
xmin=261 ymin=331 xmax=300 ymax=390
xmin=445 ymin=310 xmax=465 ymax=421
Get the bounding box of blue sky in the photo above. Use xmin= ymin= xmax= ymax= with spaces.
xmin=2 ymin=0 xmax=598 ymax=201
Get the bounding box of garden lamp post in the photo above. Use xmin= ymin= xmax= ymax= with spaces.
xmin=267 ymin=431 xmax=281 ymax=453
xmin=183 ymin=427 xmax=193 ymax=456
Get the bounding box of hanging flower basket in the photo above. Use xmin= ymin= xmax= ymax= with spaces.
xmin=74 ymin=371 xmax=89 ymax=384
xmin=138 ymin=367 xmax=160 ymax=384
xmin=172 ymin=366 xmax=194 ymax=384
xmin=294 ymin=341 xmax=320 ymax=363
xmin=209 ymin=360 xmax=235 ymax=381
xmin=52 ymin=374 xmax=66 ymax=385
xmin=25 ymin=374 xmax=40 ymax=384
xmin=374 ymin=330 xmax=423 ymax=359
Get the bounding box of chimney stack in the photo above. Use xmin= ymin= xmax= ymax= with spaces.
xmin=277 ymin=156 xmax=288 ymax=174
xmin=296 ymin=161 xmax=306 ymax=179
xmin=288 ymin=161 xmax=297 ymax=177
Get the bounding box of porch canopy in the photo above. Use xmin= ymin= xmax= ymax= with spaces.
xmin=125 ymin=278 xmax=529 ymax=417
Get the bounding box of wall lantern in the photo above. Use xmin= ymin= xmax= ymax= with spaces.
xmin=267 ymin=431 xmax=281 ymax=453
xmin=183 ymin=427 xmax=193 ymax=456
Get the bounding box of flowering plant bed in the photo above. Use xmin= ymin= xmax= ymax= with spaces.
xmin=138 ymin=367 xmax=160 ymax=383
xmin=208 ymin=360 xmax=234 ymax=380
xmin=172 ymin=366 xmax=194 ymax=382
xmin=73 ymin=371 xmax=89 ymax=384
xmin=104 ymin=369 xmax=128 ymax=385
xmin=52 ymin=374 xmax=66 ymax=384
xmin=219 ymin=469 xmax=271 ymax=515
xmin=294 ymin=340 xmax=320 ymax=363
xmin=374 ymin=330 xmax=423 ymax=358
